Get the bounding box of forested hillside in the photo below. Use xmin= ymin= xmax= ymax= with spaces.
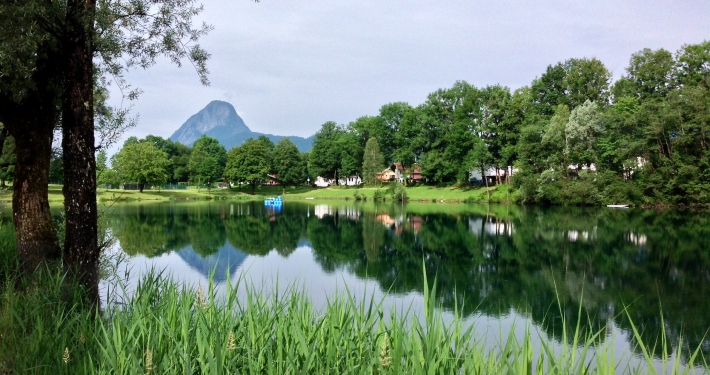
xmin=307 ymin=41 xmax=710 ymax=206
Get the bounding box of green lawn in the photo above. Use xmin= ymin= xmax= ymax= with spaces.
xmin=282 ymin=184 xmax=516 ymax=203
xmin=0 ymin=183 xmax=518 ymax=206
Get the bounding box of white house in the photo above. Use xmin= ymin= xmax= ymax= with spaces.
xmin=314 ymin=176 xmax=331 ymax=187
xmin=339 ymin=175 xmax=362 ymax=186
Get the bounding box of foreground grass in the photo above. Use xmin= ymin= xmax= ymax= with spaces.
xmin=1 ymin=260 xmax=708 ymax=372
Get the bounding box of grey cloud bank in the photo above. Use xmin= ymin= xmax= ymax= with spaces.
xmin=107 ymin=0 xmax=710 ymax=150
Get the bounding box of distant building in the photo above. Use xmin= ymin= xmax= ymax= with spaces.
xmin=339 ymin=175 xmax=362 ymax=186
xmin=314 ymin=176 xmax=331 ymax=187
xmin=376 ymin=168 xmax=396 ymax=182
xmin=409 ymin=166 xmax=424 ymax=183
xmin=262 ymin=174 xmax=279 ymax=186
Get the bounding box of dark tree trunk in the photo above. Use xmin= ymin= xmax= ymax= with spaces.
xmin=139 ymin=183 xmax=145 ymax=193
xmin=62 ymin=0 xmax=99 ymax=306
xmin=12 ymin=128 xmax=59 ymax=272
xmin=0 ymin=42 xmax=62 ymax=275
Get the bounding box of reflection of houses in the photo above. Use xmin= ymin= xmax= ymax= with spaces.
xmin=567 ymin=230 xmax=591 ymax=242
xmin=314 ymin=204 xmax=334 ymax=219
xmin=468 ymin=217 xmax=514 ymax=237
xmin=313 ymin=205 xmax=360 ymax=220
xmin=337 ymin=206 xmax=361 ymax=221
xmin=376 ymin=214 xmax=403 ymax=235
xmin=628 ymin=232 xmax=647 ymax=246
xmin=409 ymin=216 xmax=424 ymax=233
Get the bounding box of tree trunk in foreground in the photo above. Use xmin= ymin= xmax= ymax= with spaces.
xmin=62 ymin=0 xmax=100 ymax=306
xmin=13 ymin=128 xmax=59 ymax=272
xmin=0 ymin=42 xmax=62 ymax=274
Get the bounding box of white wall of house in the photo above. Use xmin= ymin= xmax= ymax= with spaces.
xmin=338 ymin=176 xmax=362 ymax=186
xmin=314 ymin=176 xmax=330 ymax=187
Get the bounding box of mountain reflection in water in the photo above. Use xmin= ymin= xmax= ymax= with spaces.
xmin=104 ymin=201 xmax=710 ymax=361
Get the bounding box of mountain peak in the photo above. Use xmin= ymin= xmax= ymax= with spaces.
xmin=170 ymin=101 xmax=250 ymax=145
xmin=169 ymin=100 xmax=315 ymax=152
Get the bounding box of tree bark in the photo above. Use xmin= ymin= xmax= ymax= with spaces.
xmin=13 ymin=128 xmax=59 ymax=271
xmin=62 ymin=0 xmax=100 ymax=305
xmin=0 ymin=42 xmax=62 ymax=275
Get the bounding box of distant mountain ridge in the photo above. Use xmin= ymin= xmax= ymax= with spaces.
xmin=169 ymin=100 xmax=314 ymax=152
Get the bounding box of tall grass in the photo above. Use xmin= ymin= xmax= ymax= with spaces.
xmin=0 ymin=237 xmax=708 ymax=373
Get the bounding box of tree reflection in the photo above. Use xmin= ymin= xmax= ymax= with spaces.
xmin=105 ymin=202 xmax=710 ymax=359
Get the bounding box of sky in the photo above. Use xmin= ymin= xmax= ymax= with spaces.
xmin=106 ymin=0 xmax=710 ymax=152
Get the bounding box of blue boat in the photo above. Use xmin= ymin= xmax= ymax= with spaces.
xmin=264 ymin=196 xmax=283 ymax=206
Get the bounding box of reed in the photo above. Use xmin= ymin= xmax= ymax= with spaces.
xmin=0 ymin=246 xmax=708 ymax=374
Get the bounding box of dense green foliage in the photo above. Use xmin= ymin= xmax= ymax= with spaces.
xmin=362 ymin=137 xmax=385 ymax=185
xmin=224 ymin=138 xmax=271 ymax=193
xmin=114 ymin=141 xmax=170 ymax=192
xmin=270 ymin=138 xmax=307 ymax=188
xmin=297 ymin=42 xmax=710 ymax=205
xmin=188 ymin=135 xmax=227 ymax=190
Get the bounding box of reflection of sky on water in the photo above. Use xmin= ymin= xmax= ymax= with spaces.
xmin=100 ymin=239 xmax=677 ymax=375
xmin=97 ymin=201 xmax=710 ymax=374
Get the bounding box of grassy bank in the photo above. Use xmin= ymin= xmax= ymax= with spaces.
xmin=0 ymin=183 xmax=516 ymax=206
xmin=282 ymin=184 xmax=516 ymax=203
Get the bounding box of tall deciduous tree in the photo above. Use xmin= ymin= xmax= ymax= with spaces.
xmin=362 ymin=137 xmax=385 ymax=185
xmin=309 ymin=121 xmax=345 ymax=182
xmin=224 ymin=138 xmax=271 ymax=193
xmin=189 ymin=135 xmax=227 ymax=192
xmin=271 ymin=138 xmax=306 ymax=192
xmin=337 ymin=132 xmax=363 ymax=179
xmin=114 ymin=142 xmax=170 ymax=192
xmin=565 ymin=100 xmax=602 ymax=168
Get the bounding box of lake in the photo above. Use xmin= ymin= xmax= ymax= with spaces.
xmin=100 ymin=200 xmax=710 ymax=368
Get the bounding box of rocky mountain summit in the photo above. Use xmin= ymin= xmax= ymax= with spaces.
xmin=169 ymin=100 xmax=313 ymax=151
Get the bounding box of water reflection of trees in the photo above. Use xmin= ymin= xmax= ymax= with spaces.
xmin=106 ymin=203 xmax=710 ymax=359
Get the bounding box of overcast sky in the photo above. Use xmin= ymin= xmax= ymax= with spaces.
xmin=107 ymin=0 xmax=709 ymax=151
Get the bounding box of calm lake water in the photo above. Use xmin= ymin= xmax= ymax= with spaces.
xmin=99 ymin=201 xmax=710 ymax=367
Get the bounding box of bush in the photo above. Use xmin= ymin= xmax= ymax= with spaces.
xmin=390 ymin=183 xmax=408 ymax=202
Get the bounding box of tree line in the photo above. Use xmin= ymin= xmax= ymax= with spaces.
xmin=96 ymin=134 xmax=310 ymax=193
xmin=306 ymin=41 xmax=710 ymax=206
